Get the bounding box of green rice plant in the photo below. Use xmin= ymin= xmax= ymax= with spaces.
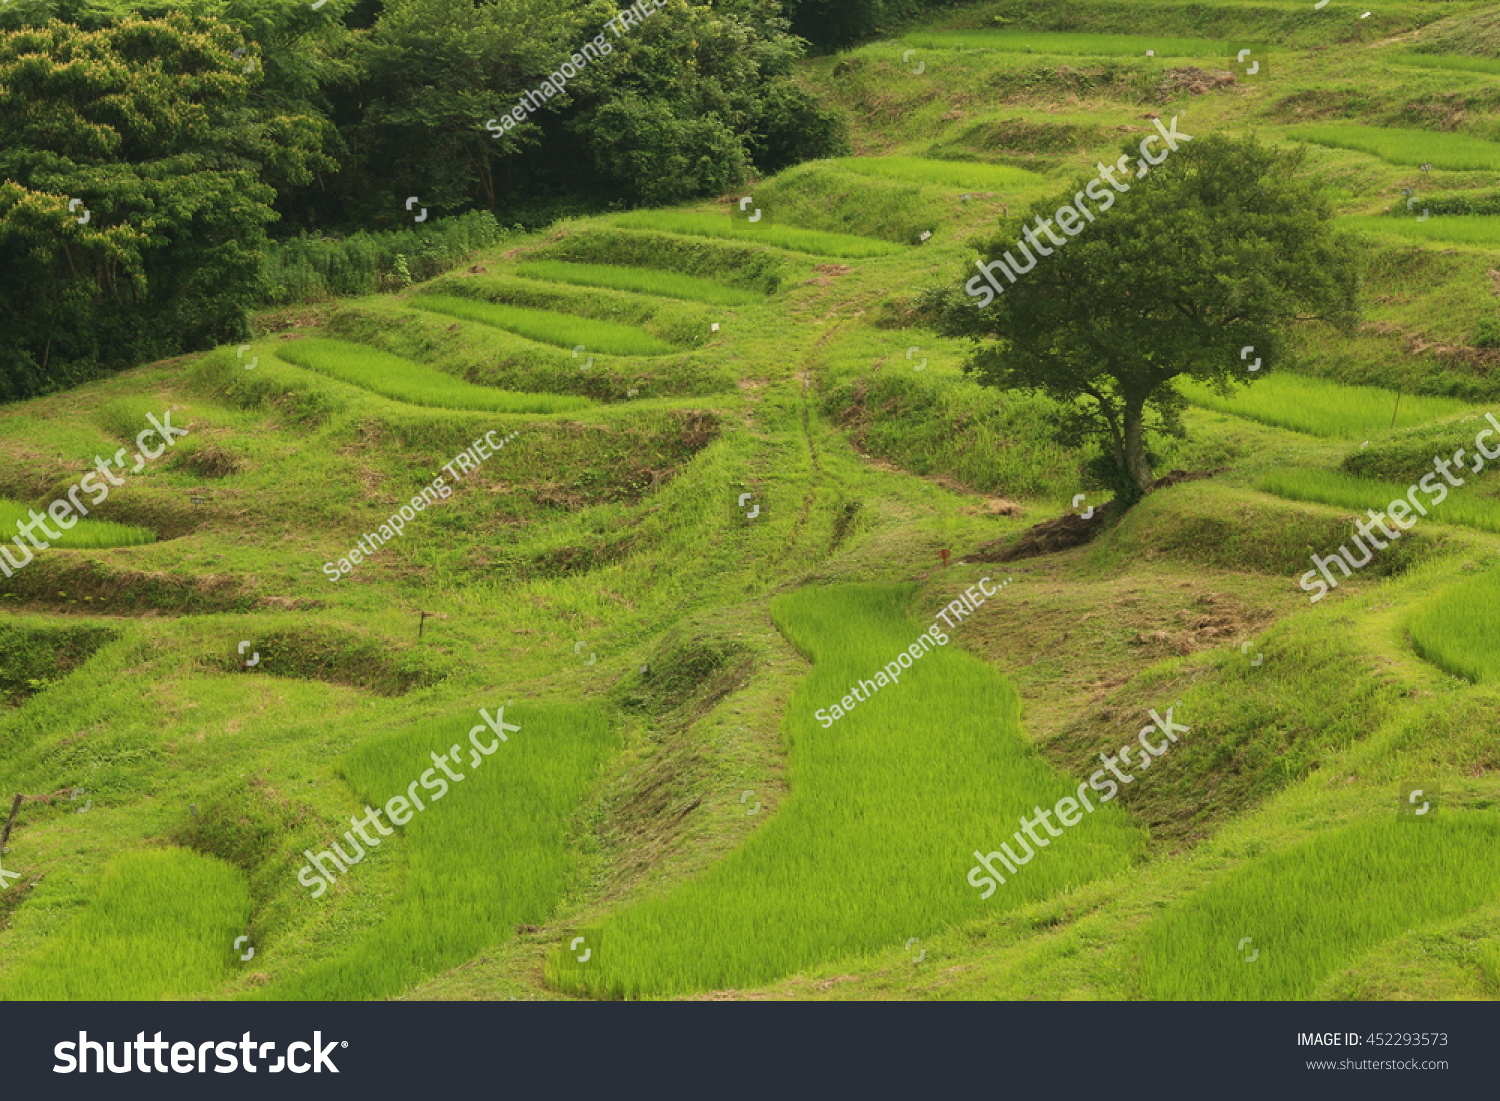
xmin=1290 ymin=125 xmax=1500 ymax=172
xmin=1137 ymin=816 xmax=1500 ymax=999
xmin=0 ymin=849 xmax=250 ymax=1000
xmin=901 ymin=31 xmax=1222 ymax=56
xmin=513 ymin=261 xmax=762 ymax=306
xmin=1393 ymin=53 xmax=1500 ymax=78
xmin=1408 ymin=570 xmax=1500 ymax=682
xmin=611 ymin=212 xmax=905 ymax=258
xmin=0 ymin=499 xmax=154 ymax=549
xmin=826 ymin=156 xmax=1046 ymax=192
xmin=273 ymin=338 xmax=590 ymax=413
xmin=1178 ymin=374 xmax=1470 ymax=438
xmin=1341 ymin=214 xmax=1500 ymax=249
xmin=409 ymin=296 xmax=679 ymax=357
xmin=550 ymin=583 xmax=1145 ymax=998
xmin=260 ymin=704 xmax=615 ymax=1001
xmin=1259 ymin=467 xmax=1500 ymax=534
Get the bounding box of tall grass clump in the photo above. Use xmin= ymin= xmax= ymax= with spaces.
xmin=1179 ymin=374 xmax=1470 ymax=437
xmin=1138 ymin=816 xmax=1500 ymax=999
xmin=410 ymin=297 xmax=679 ymax=356
xmin=612 ymin=212 xmax=904 ymax=258
xmin=1259 ymin=468 xmax=1500 ymax=534
xmin=0 ymin=500 xmax=154 ymax=548
xmin=1290 ymin=125 xmax=1500 ymax=172
xmin=259 ymin=704 xmax=615 ymax=1001
xmin=274 ymin=338 xmax=590 ymax=413
xmin=829 ymin=156 xmax=1045 ymax=192
xmin=259 ymin=211 xmax=508 ymax=306
xmin=901 ymin=31 xmax=1221 ymax=56
xmin=514 ymin=262 xmax=762 ymax=306
xmin=0 ymin=849 xmax=250 ymax=1000
xmin=550 ymin=583 xmax=1144 ymax=998
xmin=825 ymin=371 xmax=1081 ymax=499
xmin=1408 ymin=569 xmax=1500 ymax=682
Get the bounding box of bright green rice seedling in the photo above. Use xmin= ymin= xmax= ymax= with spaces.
xmin=0 ymin=500 xmax=154 ymax=549
xmin=612 ymin=212 xmax=905 ymax=258
xmin=901 ymin=31 xmax=1221 ymax=56
xmin=259 ymin=704 xmax=615 ymax=1001
xmin=549 ymin=583 xmax=1144 ymax=998
xmin=274 ymin=338 xmax=590 ymax=413
xmin=410 ymin=296 xmax=679 ymax=357
xmin=1341 ymin=214 xmax=1500 ymax=249
xmin=1407 ymin=570 xmax=1500 ymax=682
xmin=0 ymin=849 xmax=250 ymax=1000
xmin=1290 ymin=125 xmax=1500 ymax=172
xmin=1178 ymin=374 xmax=1469 ymax=438
xmin=1259 ymin=468 xmax=1500 ymax=534
xmin=827 ymin=156 xmax=1046 ymax=192
xmin=1137 ymin=816 xmax=1500 ymax=999
xmin=513 ymin=261 xmax=761 ymax=306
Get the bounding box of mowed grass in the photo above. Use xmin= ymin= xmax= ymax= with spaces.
xmin=1259 ymin=468 xmax=1500 ymax=534
xmin=612 ymin=211 xmax=904 ymax=258
xmin=410 ymin=296 xmax=679 ymax=356
xmin=828 ymin=156 xmax=1046 ymax=192
xmin=1178 ymin=374 xmax=1469 ymax=438
xmin=549 ymin=583 xmax=1144 ymax=998
xmin=901 ymin=31 xmax=1222 ymax=56
xmin=259 ymin=704 xmax=615 ymax=1001
xmin=1290 ymin=124 xmax=1500 ymax=172
xmin=0 ymin=500 xmax=154 ymax=549
xmin=1408 ymin=570 xmax=1500 ymax=682
xmin=0 ymin=849 xmax=249 ymax=1000
xmin=1341 ymin=214 xmax=1500 ymax=249
xmin=513 ymin=261 xmax=762 ymax=306
xmin=275 ymin=338 xmax=589 ymax=413
xmin=1137 ymin=816 xmax=1500 ymax=999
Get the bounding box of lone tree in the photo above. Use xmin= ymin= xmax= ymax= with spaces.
xmin=930 ymin=132 xmax=1360 ymax=504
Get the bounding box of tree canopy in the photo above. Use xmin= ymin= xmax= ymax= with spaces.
xmin=0 ymin=13 xmax=328 ymax=398
xmin=929 ymin=132 xmax=1362 ymax=502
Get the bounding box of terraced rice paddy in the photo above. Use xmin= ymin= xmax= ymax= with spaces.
xmin=1137 ymin=816 xmax=1500 ymax=999
xmin=410 ymin=296 xmax=680 ymax=357
xmin=1341 ymin=214 xmax=1500 ymax=249
xmin=828 ymin=156 xmax=1046 ymax=192
xmin=514 ymin=261 xmax=762 ymax=306
xmin=0 ymin=849 xmax=250 ymax=1000
xmin=1392 ymin=54 xmax=1500 ymax=78
xmin=261 ymin=705 xmax=615 ymax=1001
xmin=0 ymin=500 xmax=154 ymax=549
xmin=1290 ymin=125 xmax=1500 ymax=173
xmin=900 ymin=31 xmax=1222 ymax=56
xmin=550 ymin=583 xmax=1144 ymax=998
xmin=1178 ymin=374 xmax=1469 ymax=438
xmin=275 ymin=338 xmax=590 ymax=413
xmin=1408 ymin=570 xmax=1500 ymax=683
xmin=1259 ymin=467 xmax=1500 ymax=534
xmin=611 ymin=211 xmax=905 ymax=258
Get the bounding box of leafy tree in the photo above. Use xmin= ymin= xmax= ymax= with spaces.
xmin=346 ymin=0 xmax=844 ymax=220
xmin=929 ymin=133 xmax=1361 ymax=504
xmin=0 ymin=14 xmax=329 ymax=396
xmin=781 ymin=0 xmax=946 ymax=52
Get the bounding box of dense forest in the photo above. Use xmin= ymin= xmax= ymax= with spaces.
xmin=0 ymin=0 xmax=945 ymax=400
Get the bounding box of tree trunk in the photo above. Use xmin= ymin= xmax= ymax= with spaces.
xmin=1121 ymin=394 xmax=1154 ymax=497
